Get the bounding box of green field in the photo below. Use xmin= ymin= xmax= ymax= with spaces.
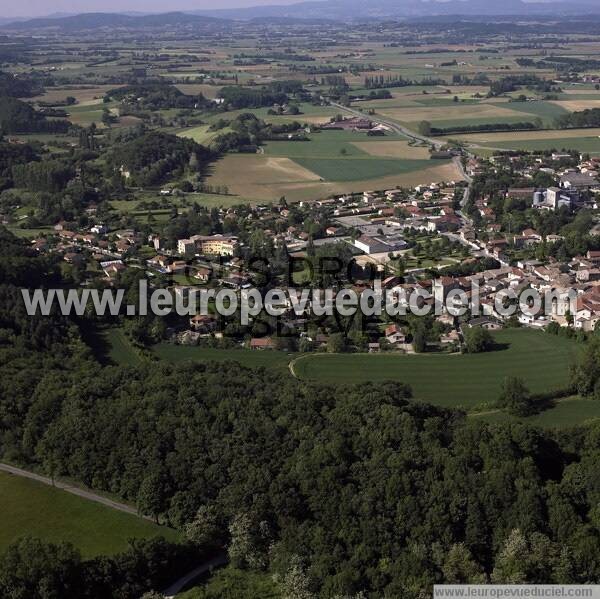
xmin=153 ymin=345 xmax=295 ymax=373
xmin=293 ymin=330 xmax=579 ymax=411
xmin=470 ymin=397 xmax=600 ymax=429
xmin=0 ymin=472 xmax=179 ymax=558
xmin=294 ymin=156 xmax=435 ymax=182
xmin=501 ymin=100 xmax=569 ymax=124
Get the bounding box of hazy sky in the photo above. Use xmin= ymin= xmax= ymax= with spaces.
xmin=4 ymin=0 xmax=303 ymax=19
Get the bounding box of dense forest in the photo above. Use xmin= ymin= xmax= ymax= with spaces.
xmin=1 ymin=228 xmax=600 ymax=597
xmin=556 ymin=108 xmax=600 ymax=130
xmin=217 ymin=86 xmax=290 ymax=110
xmin=0 ymin=97 xmax=70 ymax=135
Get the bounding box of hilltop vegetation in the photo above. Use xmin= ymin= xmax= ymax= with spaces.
xmin=106 ymin=130 xmax=213 ymax=186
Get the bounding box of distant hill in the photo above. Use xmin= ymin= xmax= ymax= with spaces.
xmin=5 ymin=0 xmax=600 ymax=30
xmin=191 ymin=0 xmax=600 ymax=21
xmin=1 ymin=12 xmax=227 ymax=31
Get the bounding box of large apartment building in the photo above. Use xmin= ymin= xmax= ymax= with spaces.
xmin=178 ymin=234 xmax=238 ymax=257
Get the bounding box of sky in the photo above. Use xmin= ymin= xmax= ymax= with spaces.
xmin=3 ymin=0 xmax=303 ymax=19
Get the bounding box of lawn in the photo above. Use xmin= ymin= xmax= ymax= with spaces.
xmin=293 ymin=330 xmax=579 ymax=411
xmin=0 ymin=472 xmax=179 ymax=558
xmin=470 ymin=397 xmax=600 ymax=429
xmin=153 ymin=345 xmax=295 ymax=374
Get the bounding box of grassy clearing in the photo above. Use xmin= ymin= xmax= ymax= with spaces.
xmin=470 ymin=397 xmax=600 ymax=429
xmin=153 ymin=345 xmax=295 ymax=374
xmin=83 ymin=326 xmax=143 ymax=367
xmin=0 ymin=472 xmax=179 ymax=558
xmin=293 ymin=330 xmax=579 ymax=411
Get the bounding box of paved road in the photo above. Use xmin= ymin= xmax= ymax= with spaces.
xmin=329 ymin=101 xmax=444 ymax=149
xmin=162 ymin=553 xmax=228 ymax=598
xmin=0 ymin=462 xmax=153 ymax=521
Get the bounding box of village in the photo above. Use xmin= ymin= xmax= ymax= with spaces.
xmin=17 ymin=145 xmax=600 ymax=354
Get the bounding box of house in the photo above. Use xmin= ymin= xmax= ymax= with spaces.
xmin=385 ymin=324 xmax=406 ymax=345
xmin=189 ymin=315 xmax=218 ymax=334
xmin=148 ymin=255 xmax=170 ymax=270
xmin=560 ymin=171 xmax=598 ymax=190
xmin=193 ymin=267 xmax=212 ymax=283
xmin=250 ymin=337 xmax=277 ymax=350
xmin=467 ymin=316 xmax=503 ymax=330
xmin=440 ymin=330 xmax=461 ymax=345
xmin=103 ymin=262 xmax=126 ymax=278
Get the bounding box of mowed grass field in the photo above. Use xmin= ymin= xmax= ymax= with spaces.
xmin=153 ymin=345 xmax=295 ymax=374
xmin=0 ymin=472 xmax=179 ymax=558
xmin=293 ymin=330 xmax=579 ymax=411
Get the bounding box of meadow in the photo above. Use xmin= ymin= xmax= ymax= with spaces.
xmin=292 ymin=330 xmax=579 ymax=411
xmin=0 ymin=472 xmax=179 ymax=558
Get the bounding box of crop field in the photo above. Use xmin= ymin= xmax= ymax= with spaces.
xmin=0 ymin=472 xmax=179 ymax=558
xmin=292 ymin=330 xmax=579 ymax=411
xmin=294 ymin=156 xmax=435 ymax=182
xmin=501 ymin=101 xmax=569 ymax=123
xmin=350 ymin=140 xmax=431 ymax=158
xmin=442 ymin=127 xmax=600 ymax=154
xmin=207 ymin=153 xmax=462 ymax=202
xmin=202 ymin=129 xmax=461 ymax=199
xmin=551 ymin=99 xmax=600 ymax=112
xmin=29 ymin=84 xmax=119 ymax=104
